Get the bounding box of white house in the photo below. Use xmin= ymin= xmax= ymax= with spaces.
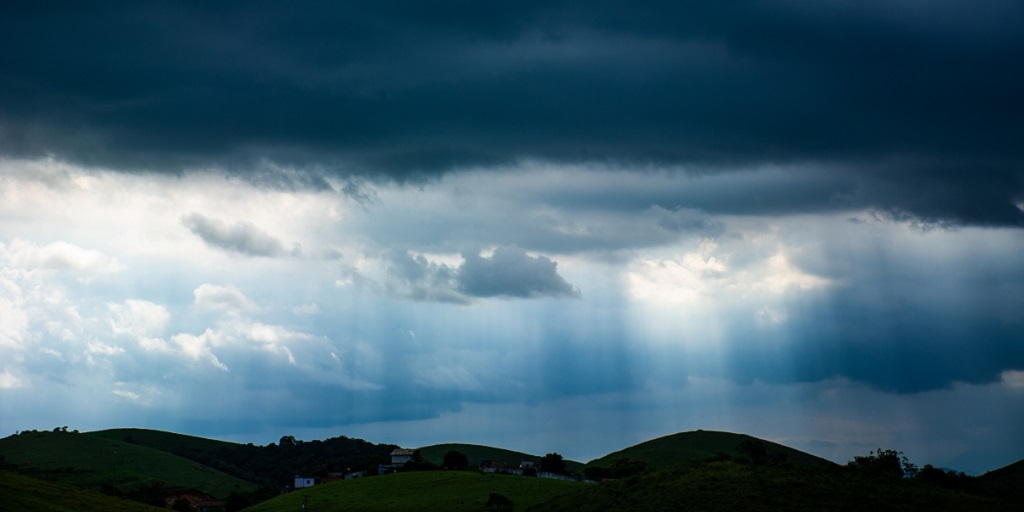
xmin=294 ymin=476 xmax=315 ymax=489
xmin=390 ymin=448 xmax=416 ymax=465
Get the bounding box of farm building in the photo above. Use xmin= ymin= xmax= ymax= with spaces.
xmin=390 ymin=448 xmax=416 ymax=465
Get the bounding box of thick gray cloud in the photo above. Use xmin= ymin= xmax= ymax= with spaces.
xmin=459 ymin=247 xmax=579 ymax=299
xmin=385 ymin=247 xmax=578 ymax=301
xmin=383 ymin=250 xmax=466 ymax=303
xmin=2 ymin=1 xmax=1022 ymax=225
xmin=181 ymin=212 xmax=292 ymax=257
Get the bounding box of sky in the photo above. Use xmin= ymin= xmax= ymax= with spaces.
xmin=1 ymin=1 xmax=1023 ymax=475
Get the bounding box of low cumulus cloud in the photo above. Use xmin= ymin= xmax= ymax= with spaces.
xmin=385 ymin=247 xmax=579 ymax=302
xmin=181 ymin=213 xmax=296 ymax=257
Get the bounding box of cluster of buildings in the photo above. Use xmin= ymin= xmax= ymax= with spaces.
xmin=291 ymin=447 xmax=588 ymax=490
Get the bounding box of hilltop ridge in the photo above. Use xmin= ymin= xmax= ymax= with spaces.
xmin=586 ymin=429 xmax=834 ymax=470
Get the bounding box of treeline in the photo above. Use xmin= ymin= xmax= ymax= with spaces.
xmin=534 ymin=446 xmax=1020 ymax=512
xmin=121 ymin=433 xmax=399 ymax=487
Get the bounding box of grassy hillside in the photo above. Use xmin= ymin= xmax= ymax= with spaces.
xmin=90 ymin=428 xmax=241 ymax=455
xmin=586 ymin=430 xmax=833 ymax=469
xmin=977 ymin=458 xmax=1024 ymax=501
xmin=0 ymin=470 xmax=166 ymax=512
xmin=0 ymin=430 xmax=256 ymax=499
xmin=91 ymin=429 xmax=396 ymax=488
xmin=531 ymin=462 xmax=1016 ymax=512
xmin=243 ymin=471 xmax=583 ymax=512
xmin=419 ymin=443 xmax=584 ymax=472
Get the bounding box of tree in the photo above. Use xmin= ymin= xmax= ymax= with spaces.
xmin=279 ymin=435 xmax=296 ymax=447
xmin=540 ymin=452 xmax=568 ymax=475
xmin=443 ymin=450 xmax=469 ymax=470
xmin=403 ymin=449 xmax=434 ymax=471
xmin=916 ymin=464 xmax=969 ymax=489
xmin=847 ymin=449 xmax=917 ymax=479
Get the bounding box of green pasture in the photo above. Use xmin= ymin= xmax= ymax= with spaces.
xmin=0 ymin=430 xmax=256 ymax=498
xmin=244 ymin=470 xmax=583 ymax=512
xmin=0 ymin=470 xmax=165 ymax=512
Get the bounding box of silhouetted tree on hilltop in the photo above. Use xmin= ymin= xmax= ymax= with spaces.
xmin=443 ymin=449 xmax=469 ymax=469
xmin=541 ymin=453 xmax=567 ymax=475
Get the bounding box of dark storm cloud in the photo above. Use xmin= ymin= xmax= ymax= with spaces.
xmin=2 ymin=1 xmax=1023 ymax=224
xmin=182 ymin=212 xmax=293 ymax=257
xmin=652 ymin=206 xmax=724 ymax=235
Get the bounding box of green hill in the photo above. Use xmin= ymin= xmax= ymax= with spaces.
xmin=532 ymin=461 xmax=1016 ymax=512
xmin=92 ymin=428 xmax=397 ymax=489
xmin=88 ymin=427 xmax=266 ymax=486
xmin=977 ymin=458 xmax=1024 ymax=501
xmin=0 ymin=470 xmax=166 ymax=512
xmin=243 ymin=470 xmax=583 ymax=512
xmin=586 ymin=430 xmax=834 ymax=470
xmin=418 ymin=443 xmax=584 ymax=472
xmin=90 ymin=428 xmax=241 ymax=455
xmin=0 ymin=430 xmax=256 ymax=499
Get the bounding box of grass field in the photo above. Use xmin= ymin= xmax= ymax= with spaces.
xmin=977 ymin=458 xmax=1024 ymax=501
xmin=89 ymin=428 xmax=242 ymax=455
xmin=4 ymin=427 xmax=1018 ymax=511
xmin=0 ymin=430 xmax=256 ymax=498
xmin=586 ymin=430 xmax=834 ymax=469
xmin=243 ymin=470 xmax=583 ymax=512
xmin=418 ymin=443 xmax=584 ymax=472
xmin=0 ymin=470 xmax=166 ymax=512
xmin=533 ymin=461 xmax=1017 ymax=512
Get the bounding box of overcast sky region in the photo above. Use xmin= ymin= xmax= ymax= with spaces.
xmin=1 ymin=1 xmax=1023 ymax=475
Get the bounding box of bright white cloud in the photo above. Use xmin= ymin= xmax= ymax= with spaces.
xmin=138 ymin=336 xmax=172 ymax=353
xmin=194 ymin=284 xmax=259 ymax=313
xmin=109 ymin=299 xmax=170 ymax=338
xmin=627 ymin=239 xmax=727 ymax=306
xmin=753 ymin=251 xmax=832 ymax=293
xmin=87 ymin=341 xmax=124 ymax=356
xmin=292 ymin=303 xmax=320 ymax=315
xmin=0 ymin=369 xmax=25 ymax=389
xmin=627 ymin=235 xmax=831 ymax=309
xmin=172 ymin=330 xmax=229 ymax=371
xmin=0 ymin=239 xmax=123 ymax=275
xmin=0 ymin=273 xmax=28 ymax=350
xmin=112 ymin=389 xmax=141 ymax=401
